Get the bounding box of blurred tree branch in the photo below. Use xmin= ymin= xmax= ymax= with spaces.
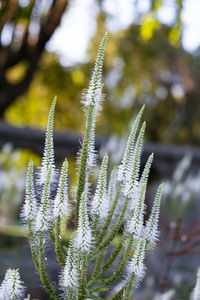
xmin=0 ymin=0 xmax=68 ymax=118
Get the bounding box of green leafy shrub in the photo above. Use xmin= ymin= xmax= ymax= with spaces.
xmin=0 ymin=34 xmax=164 ymax=300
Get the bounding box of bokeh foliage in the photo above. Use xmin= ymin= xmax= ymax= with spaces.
xmin=5 ymin=17 xmax=200 ymax=146
xmin=1 ymin=0 xmax=200 ymax=146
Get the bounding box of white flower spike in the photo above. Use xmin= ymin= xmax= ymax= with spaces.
xmin=53 ymin=159 xmax=70 ymax=219
xmin=145 ymin=183 xmax=164 ymax=246
xmin=35 ymin=166 xmax=52 ymax=232
xmin=39 ymin=96 xmax=56 ymax=185
xmin=0 ymin=269 xmax=25 ymax=300
xmin=60 ymin=243 xmax=79 ymax=294
xmin=127 ymin=237 xmax=146 ymax=283
xmin=21 ymin=161 xmax=37 ymax=222
xmin=82 ymin=33 xmax=108 ymax=111
xmin=127 ymin=154 xmax=153 ymax=238
xmin=124 ymin=121 xmax=146 ymax=198
xmin=76 ymin=191 xmax=92 ymax=252
xmin=118 ymin=105 xmax=145 ymax=182
xmin=75 ymin=33 xmax=108 ymax=224
xmin=92 ymin=153 xmax=109 ymax=223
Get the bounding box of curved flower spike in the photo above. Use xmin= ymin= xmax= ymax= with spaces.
xmin=145 ymin=183 xmax=164 ymax=246
xmin=21 ymin=160 xmax=37 ymax=223
xmin=39 ymin=97 xmax=56 ymax=185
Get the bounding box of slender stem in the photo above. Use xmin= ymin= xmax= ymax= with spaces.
xmin=111 ymin=287 xmax=125 ymax=300
xmin=78 ymin=251 xmax=87 ymax=299
xmin=122 ymin=273 xmax=135 ymax=300
xmin=66 ymin=287 xmax=73 ymax=300
xmin=48 ymin=226 xmax=55 ymax=245
xmin=28 ymin=220 xmax=39 ymax=270
xmin=90 ymin=241 xmax=123 ymax=284
xmin=104 ymin=235 xmax=134 ymax=286
xmin=81 ymin=252 xmax=87 ymax=295
xmin=38 ymin=232 xmax=60 ymax=300
xmin=92 ymin=250 xmax=104 ymax=279
xmin=55 ymin=216 xmax=66 ymax=266
xmin=92 ymin=214 xmax=99 ymax=233
xmin=102 ymin=242 xmax=122 ymax=273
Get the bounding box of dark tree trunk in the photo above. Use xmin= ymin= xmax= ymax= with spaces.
xmin=0 ymin=0 xmax=68 ymax=117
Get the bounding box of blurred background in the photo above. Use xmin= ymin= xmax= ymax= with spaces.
xmin=0 ymin=0 xmax=200 ymax=299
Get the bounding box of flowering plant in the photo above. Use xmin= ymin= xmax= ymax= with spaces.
xmin=0 ymin=34 xmax=164 ymax=300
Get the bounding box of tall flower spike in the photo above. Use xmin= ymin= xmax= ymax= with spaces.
xmin=145 ymin=183 xmax=164 ymax=246
xmin=82 ymin=32 xmax=108 ymax=110
xmin=21 ymin=160 xmax=37 ymax=222
xmin=35 ymin=166 xmax=52 ymax=232
xmin=76 ymin=191 xmax=92 ymax=252
xmin=75 ymin=33 xmax=108 ymax=225
xmin=39 ymin=96 xmax=56 ymax=185
xmin=91 ymin=153 xmax=109 ymax=223
xmin=107 ymin=166 xmax=117 ymax=204
xmin=0 ymin=269 xmax=25 ymax=299
xmin=127 ymin=154 xmax=154 ymax=238
xmin=127 ymin=237 xmax=146 ymax=284
xmin=118 ymin=105 xmax=145 ymax=182
xmin=124 ymin=121 xmax=146 ymax=198
xmin=59 ymin=243 xmax=79 ymax=296
xmin=53 ymin=159 xmax=70 ymax=219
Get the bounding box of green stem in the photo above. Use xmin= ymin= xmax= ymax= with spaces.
xmin=28 ymin=220 xmax=39 ymax=270
xmin=66 ymin=287 xmax=73 ymax=300
xmin=78 ymin=251 xmax=88 ymax=299
xmin=122 ymin=273 xmax=135 ymax=300
xmin=111 ymin=287 xmax=125 ymax=300
xmin=92 ymin=234 xmax=129 ymax=282
xmin=92 ymin=214 xmax=99 ymax=233
xmin=81 ymin=252 xmax=87 ymax=295
xmin=92 ymin=250 xmax=104 ymax=279
xmin=104 ymin=235 xmax=134 ymax=286
xmin=48 ymin=225 xmax=55 ymax=245
xmin=102 ymin=242 xmax=122 ymax=273
xmin=55 ymin=216 xmax=66 ymax=266
xmin=38 ymin=232 xmax=60 ymax=300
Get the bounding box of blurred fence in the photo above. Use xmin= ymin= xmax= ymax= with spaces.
xmin=0 ymin=121 xmax=200 ymax=176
